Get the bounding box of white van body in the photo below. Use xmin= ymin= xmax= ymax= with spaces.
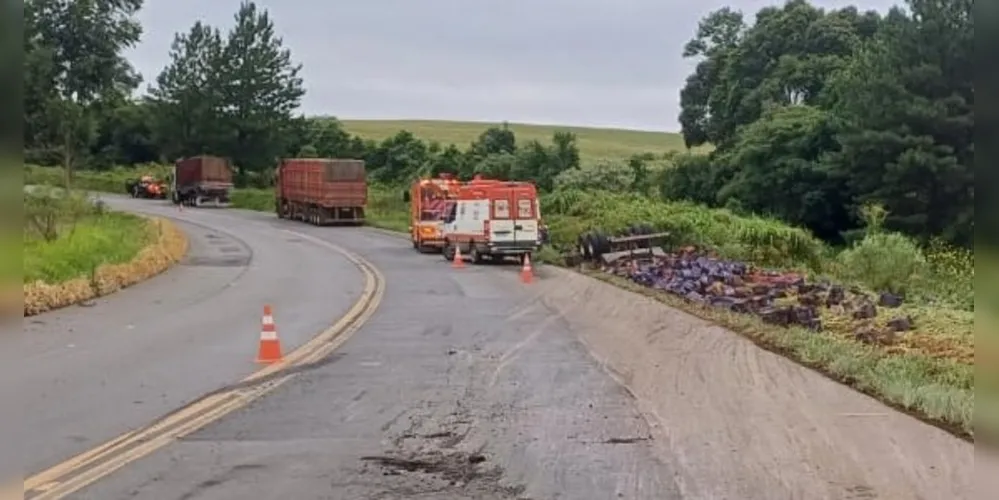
xmin=442 ymin=189 xmax=541 ymax=262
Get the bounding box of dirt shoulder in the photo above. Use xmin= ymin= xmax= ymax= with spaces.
xmin=537 ymin=266 xmax=974 ymax=500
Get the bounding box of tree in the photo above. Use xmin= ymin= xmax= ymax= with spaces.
xmin=678 ymin=1 xmax=880 ymax=148
xmin=217 ymin=1 xmax=305 ymax=175
xmin=470 ymin=124 xmax=517 ymax=158
xmin=824 ymin=0 xmax=973 ymax=246
xmin=715 ymin=105 xmax=850 ymax=241
xmin=554 ymin=161 xmax=634 ymax=192
xmin=24 ymin=0 xmax=145 ymax=184
xmin=678 ymin=7 xmax=745 ymax=148
xmin=148 ymin=1 xmax=304 ymax=176
xmin=308 ymin=118 xmax=355 ymax=158
xmin=367 ymin=131 xmax=430 ymax=184
xmin=427 ymin=144 xmax=464 ymax=177
xmin=147 ymin=21 xmax=226 ymax=161
xmin=979 ymin=0 xmax=999 ymax=247
xmin=673 ymin=0 xmax=972 ymax=247
xmin=91 ymin=98 xmax=158 ymax=166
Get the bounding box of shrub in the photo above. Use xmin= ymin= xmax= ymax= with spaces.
xmin=836 ymin=204 xmax=929 ymax=296
xmin=554 ymin=161 xmax=635 ymax=192
xmin=916 ymin=239 xmax=974 ymax=310
xmin=837 ymin=231 xmax=928 ymax=294
xmin=542 ymin=188 xmax=827 ymax=270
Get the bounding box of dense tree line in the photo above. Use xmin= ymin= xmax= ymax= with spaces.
xmin=23 ymin=0 xmax=972 ymax=249
xmin=668 ymin=0 xmax=973 ymax=247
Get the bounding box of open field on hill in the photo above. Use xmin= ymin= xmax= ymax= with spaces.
xmin=339 ymin=119 xmax=710 ymax=163
xmin=24 ymin=164 xmax=975 ymax=440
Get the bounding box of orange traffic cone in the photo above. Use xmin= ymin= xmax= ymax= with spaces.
xmin=452 ymin=245 xmax=465 ymax=269
xmin=520 ymin=253 xmax=533 ymax=284
xmin=256 ymin=305 xmax=284 ymax=364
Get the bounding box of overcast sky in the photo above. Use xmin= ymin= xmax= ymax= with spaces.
xmin=125 ymin=0 xmax=899 ymax=131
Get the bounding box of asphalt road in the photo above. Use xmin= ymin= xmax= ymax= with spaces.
xmin=15 ymin=199 xmax=974 ymax=500
xmin=22 ymin=202 xmax=671 ymax=500
xmin=8 ymin=197 xmax=366 ymax=477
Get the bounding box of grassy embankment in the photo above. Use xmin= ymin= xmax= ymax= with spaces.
xmin=23 ymin=120 xmax=975 ymax=439
xmin=23 ymin=185 xmax=188 ymax=316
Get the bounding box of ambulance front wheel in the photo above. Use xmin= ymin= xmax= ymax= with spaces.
xmin=442 ymin=241 xmax=456 ymax=262
xmin=469 ymin=246 xmax=485 ymax=264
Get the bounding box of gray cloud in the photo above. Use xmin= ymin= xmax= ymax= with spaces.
xmin=126 ymin=0 xmax=899 ymax=131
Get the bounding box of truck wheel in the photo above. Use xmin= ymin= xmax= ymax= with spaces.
xmin=578 ymin=233 xmax=593 ymax=260
xmin=442 ymin=241 xmax=456 ymax=262
xmin=585 ymin=234 xmax=598 ymax=261
xmin=593 ymin=230 xmax=611 ymax=258
xmin=469 ymin=246 xmax=484 ymax=264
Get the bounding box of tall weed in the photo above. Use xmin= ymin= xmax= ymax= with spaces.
xmin=836 ymin=204 xmax=929 ymax=295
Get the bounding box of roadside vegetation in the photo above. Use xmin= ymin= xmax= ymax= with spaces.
xmin=24 ymin=0 xmax=975 ymax=438
xmin=23 ymin=187 xmax=150 ymax=285
xmin=23 ymin=186 xmax=188 ymax=316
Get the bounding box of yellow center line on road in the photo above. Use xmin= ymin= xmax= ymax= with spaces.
xmin=23 ymin=230 xmax=387 ymax=500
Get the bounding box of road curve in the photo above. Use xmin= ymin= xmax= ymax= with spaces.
xmin=6 ymin=196 xmax=370 ymax=478
xmin=15 ymin=202 xmax=976 ymax=500
xmin=51 ymin=207 xmax=668 ymax=500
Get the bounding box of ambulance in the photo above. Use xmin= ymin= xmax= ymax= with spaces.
xmin=440 ymin=176 xmax=542 ymax=264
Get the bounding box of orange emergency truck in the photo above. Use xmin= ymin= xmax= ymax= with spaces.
xmin=408 ymin=174 xmax=462 ymax=252
xmin=440 ymin=175 xmax=542 ymax=264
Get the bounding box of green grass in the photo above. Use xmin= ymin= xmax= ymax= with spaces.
xmin=24 ymin=163 xmax=976 ymax=439
xmin=24 ymin=211 xmax=152 ymax=284
xmin=0 ymin=162 xmax=20 ymax=285
xmin=339 ymin=119 xmax=711 ymax=164
xmin=229 ymin=185 xmax=411 ymax=233
xmin=585 ymin=270 xmax=973 ymax=438
xmin=25 ymin=163 xmax=174 ymax=195
xmin=0 ymin=233 xmax=18 ymax=286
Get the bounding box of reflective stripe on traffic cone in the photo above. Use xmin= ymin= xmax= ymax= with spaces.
xmin=256 ymin=304 xmax=284 ymax=364
xmin=520 ymin=253 xmax=533 ymax=284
